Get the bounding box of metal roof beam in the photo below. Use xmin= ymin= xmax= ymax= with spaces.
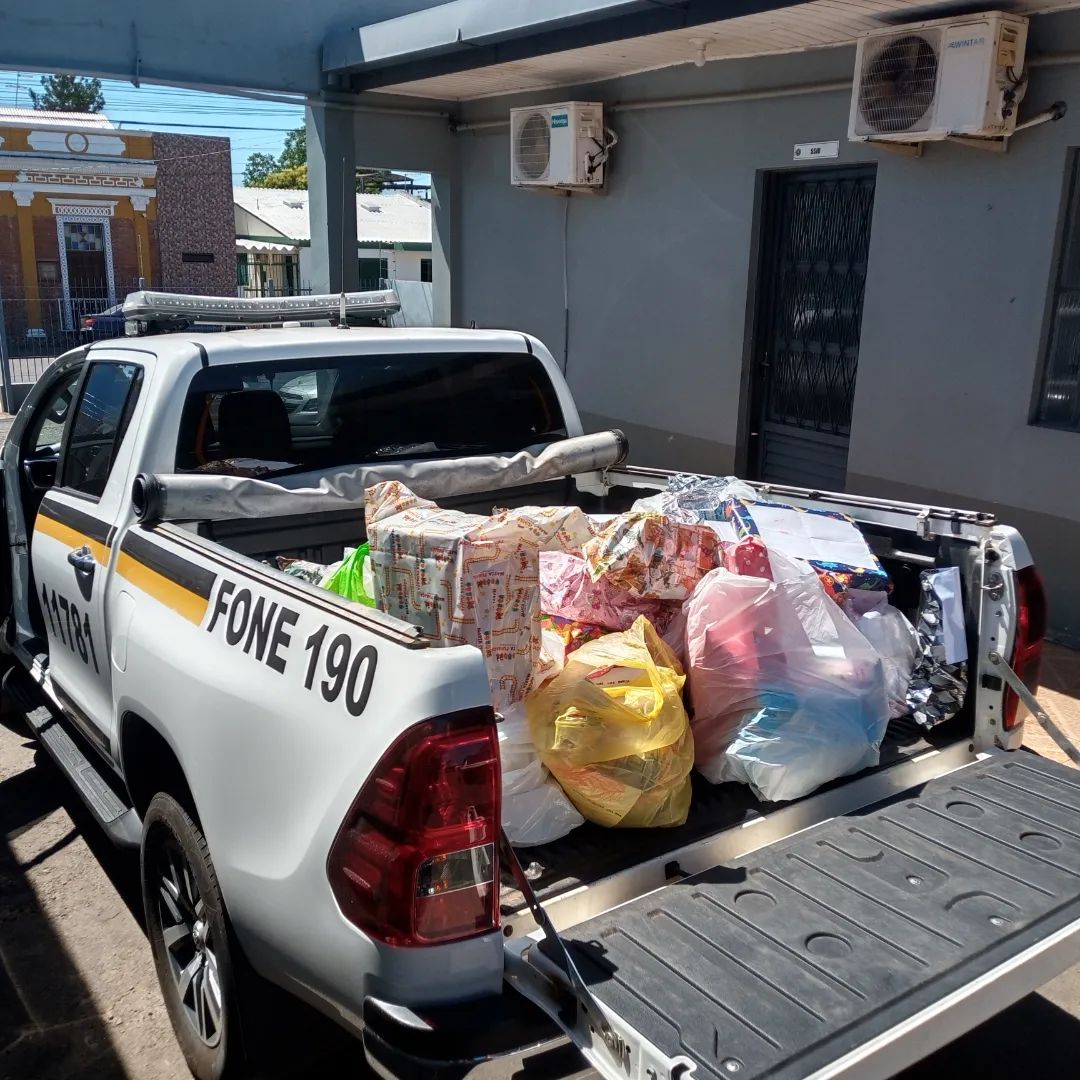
xmin=324 ymin=0 xmax=807 ymax=90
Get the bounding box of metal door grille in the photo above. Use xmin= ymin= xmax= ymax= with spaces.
xmin=749 ymin=167 xmax=876 ymax=488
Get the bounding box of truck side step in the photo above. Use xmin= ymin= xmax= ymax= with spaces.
xmin=24 ymin=705 xmax=141 ymax=848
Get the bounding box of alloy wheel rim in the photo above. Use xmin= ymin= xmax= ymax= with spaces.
xmin=156 ymin=840 xmax=223 ymax=1048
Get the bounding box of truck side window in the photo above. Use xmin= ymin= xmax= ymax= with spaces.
xmin=62 ymin=362 xmax=143 ymax=499
xmin=25 ymin=371 xmax=81 ymax=455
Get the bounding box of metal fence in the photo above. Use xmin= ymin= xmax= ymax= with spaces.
xmin=0 ymin=280 xmax=236 ymax=412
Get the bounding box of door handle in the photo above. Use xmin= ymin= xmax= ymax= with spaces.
xmin=67 ymin=546 xmax=96 ymax=574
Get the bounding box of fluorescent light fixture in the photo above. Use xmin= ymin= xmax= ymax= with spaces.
xmin=121 ymin=289 xmax=401 ymax=326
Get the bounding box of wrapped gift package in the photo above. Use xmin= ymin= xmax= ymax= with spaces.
xmin=906 ymin=567 xmax=969 ymax=729
xmin=540 ymin=550 xmax=669 ymax=630
xmin=723 ymin=497 xmax=889 ymax=602
xmin=365 ymin=481 xmax=594 ymax=710
xmin=582 ymin=512 xmax=722 ymax=601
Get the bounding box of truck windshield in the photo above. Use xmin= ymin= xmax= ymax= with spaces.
xmin=176 ymin=351 xmax=567 ymax=476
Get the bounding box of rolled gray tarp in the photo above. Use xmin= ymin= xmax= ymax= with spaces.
xmin=132 ymin=430 xmax=628 ymax=525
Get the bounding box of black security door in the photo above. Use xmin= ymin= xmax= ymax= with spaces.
xmin=747 ymin=166 xmax=876 ymax=488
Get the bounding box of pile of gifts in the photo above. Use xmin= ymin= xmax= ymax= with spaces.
xmin=361 ymin=474 xmax=969 ymax=845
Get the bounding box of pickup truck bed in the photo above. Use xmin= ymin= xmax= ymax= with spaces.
xmin=501 ymin=715 xmax=952 ymax=914
xmin=534 ymin=752 xmax=1080 ymax=1080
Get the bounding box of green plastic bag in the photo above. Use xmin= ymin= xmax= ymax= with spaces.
xmin=322 ymin=543 xmax=376 ymax=607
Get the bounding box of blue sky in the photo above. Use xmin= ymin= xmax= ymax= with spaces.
xmin=0 ymin=71 xmax=305 ymax=184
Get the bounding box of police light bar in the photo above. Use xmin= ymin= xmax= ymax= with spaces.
xmin=121 ymin=289 xmax=400 ymax=326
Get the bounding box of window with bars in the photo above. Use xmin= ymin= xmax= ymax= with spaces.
xmin=358 ymin=257 xmax=388 ymax=290
xmin=1036 ymin=151 xmax=1080 ymax=431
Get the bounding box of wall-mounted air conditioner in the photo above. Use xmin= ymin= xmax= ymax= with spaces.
xmin=849 ymin=11 xmax=1028 ymax=143
xmin=510 ymin=102 xmax=607 ymax=188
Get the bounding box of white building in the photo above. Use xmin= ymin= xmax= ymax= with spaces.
xmin=233 ymin=187 xmax=432 ymax=296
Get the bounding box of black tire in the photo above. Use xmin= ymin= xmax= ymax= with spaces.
xmin=141 ymin=793 xmax=247 ymax=1080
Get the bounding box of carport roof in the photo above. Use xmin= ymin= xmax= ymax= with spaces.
xmin=327 ymin=0 xmax=1080 ymax=101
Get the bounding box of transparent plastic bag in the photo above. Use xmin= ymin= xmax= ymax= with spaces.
xmin=321 ymin=542 xmax=377 ymax=607
xmin=851 ymin=602 xmax=919 ymax=719
xmin=526 ymin=617 xmax=693 ymax=828
xmin=631 ymin=474 xmax=757 ymax=523
xmin=499 ymin=705 xmax=584 ymax=846
xmin=684 ymin=551 xmax=889 ymax=799
xmin=717 ymin=687 xmax=884 ymax=802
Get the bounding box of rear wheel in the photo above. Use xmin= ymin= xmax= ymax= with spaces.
xmin=141 ymin=793 xmax=245 ymax=1080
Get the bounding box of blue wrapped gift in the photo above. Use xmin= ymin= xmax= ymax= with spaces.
xmin=723 ymin=497 xmax=889 ymax=599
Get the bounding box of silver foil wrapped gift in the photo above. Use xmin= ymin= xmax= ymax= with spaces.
xmin=906 ymin=567 xmax=968 ymax=729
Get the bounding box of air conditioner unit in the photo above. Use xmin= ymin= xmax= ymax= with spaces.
xmin=848 ymin=11 xmax=1028 ymax=143
xmin=510 ymin=102 xmax=606 ymax=188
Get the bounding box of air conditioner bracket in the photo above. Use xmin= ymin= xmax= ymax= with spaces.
xmin=866 ymin=139 xmax=924 ymax=158
xmin=944 ymin=134 xmax=1009 ymax=153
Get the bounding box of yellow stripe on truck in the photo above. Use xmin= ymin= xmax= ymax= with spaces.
xmin=116 ymin=551 xmax=210 ymax=625
xmin=34 ymin=513 xmax=111 ymax=566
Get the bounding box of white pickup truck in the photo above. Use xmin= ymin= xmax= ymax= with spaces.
xmin=2 ymin=291 xmax=1078 ymax=1080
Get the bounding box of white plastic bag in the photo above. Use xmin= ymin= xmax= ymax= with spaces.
xmin=718 ymin=688 xmax=885 ymax=802
xmin=499 ymin=705 xmax=584 ymax=846
xmin=852 ymin=604 xmax=919 ymax=719
xmin=685 ymin=551 xmax=889 ymax=801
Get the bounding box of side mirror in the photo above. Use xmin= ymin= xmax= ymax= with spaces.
xmin=22 ymin=458 xmax=58 ymax=492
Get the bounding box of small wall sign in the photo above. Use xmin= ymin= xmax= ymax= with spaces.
xmin=793 ymin=140 xmax=840 ymax=161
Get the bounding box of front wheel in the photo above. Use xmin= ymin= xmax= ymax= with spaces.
xmin=141 ymin=793 xmax=245 ymax=1080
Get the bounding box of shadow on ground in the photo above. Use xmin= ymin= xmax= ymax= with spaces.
xmin=0 ymin=718 xmax=369 ymax=1080
xmin=0 ymin=733 xmax=131 ymax=1079
xmin=899 ymin=991 xmax=1080 ymax=1077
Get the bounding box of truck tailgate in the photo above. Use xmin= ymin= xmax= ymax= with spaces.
xmin=512 ymin=753 xmax=1080 ymax=1080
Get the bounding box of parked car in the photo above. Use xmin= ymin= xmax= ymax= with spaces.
xmin=1 ymin=292 xmax=1076 ymax=1080
xmin=79 ymin=303 xmax=126 ymax=341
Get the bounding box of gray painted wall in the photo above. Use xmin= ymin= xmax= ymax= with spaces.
xmin=451 ymin=12 xmax=1080 ymax=640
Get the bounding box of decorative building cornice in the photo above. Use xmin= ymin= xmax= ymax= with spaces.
xmin=49 ymin=198 xmax=118 ymax=218
xmin=0 ymin=154 xmax=157 ymax=179
xmin=0 ymin=181 xmax=157 ymax=201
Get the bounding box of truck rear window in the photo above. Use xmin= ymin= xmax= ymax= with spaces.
xmin=176 ymin=351 xmax=567 ymax=476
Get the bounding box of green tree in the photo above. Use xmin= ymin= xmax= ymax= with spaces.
xmin=29 ymin=74 xmax=105 ymax=113
xmin=242 ymin=152 xmax=278 ymax=186
xmin=253 ymin=164 xmax=308 ymax=189
xmin=278 ymin=127 xmax=306 ymax=170
xmin=242 ymin=125 xmax=399 ymax=192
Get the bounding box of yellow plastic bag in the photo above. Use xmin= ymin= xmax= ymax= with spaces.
xmin=526 ymin=617 xmax=694 ymax=828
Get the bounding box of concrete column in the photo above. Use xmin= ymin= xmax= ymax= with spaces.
xmin=131 ymin=195 xmax=152 ymax=286
xmin=306 ymin=97 xmax=359 ymax=295
xmin=430 ymin=170 xmax=456 ymax=327
xmin=14 ymin=193 xmax=41 ymax=328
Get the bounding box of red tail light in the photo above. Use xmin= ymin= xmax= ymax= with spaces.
xmin=327 ymin=707 xmax=501 ymax=947
xmin=1003 ymin=566 xmax=1047 ymax=731
xmin=82 ymin=317 xmax=94 ymax=328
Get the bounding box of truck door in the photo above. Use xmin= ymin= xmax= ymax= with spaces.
xmin=31 ymin=358 xmax=145 ymax=758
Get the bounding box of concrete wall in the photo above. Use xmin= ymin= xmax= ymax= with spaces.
xmin=296 ymin=244 xmax=430 ymax=287
xmin=450 ymin=11 xmax=1080 ymax=642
